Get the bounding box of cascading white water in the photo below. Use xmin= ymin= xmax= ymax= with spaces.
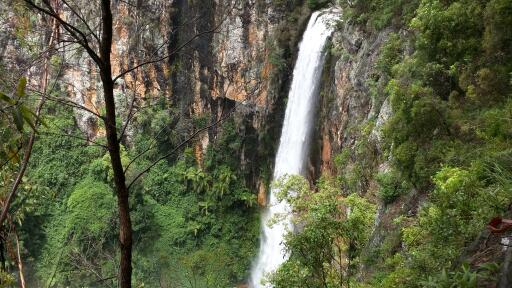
xmin=250 ymin=10 xmax=337 ymax=288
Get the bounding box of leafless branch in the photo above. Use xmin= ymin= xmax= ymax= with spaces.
xmin=44 ymin=94 xmax=104 ymax=119
xmin=62 ymin=0 xmax=100 ymax=43
xmin=40 ymin=131 xmax=107 ymax=148
xmin=24 ymin=0 xmax=102 ymax=65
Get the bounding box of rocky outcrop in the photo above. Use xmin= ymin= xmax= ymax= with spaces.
xmin=315 ymin=16 xmax=401 ymax=278
xmin=2 ymin=1 xmax=279 ymax=142
xmin=318 ymin=23 xmax=395 ymax=168
xmin=26 ymin=1 xmax=172 ymax=140
xmin=167 ymin=0 xmax=311 ymax=197
xmin=212 ymin=1 xmax=279 ymax=107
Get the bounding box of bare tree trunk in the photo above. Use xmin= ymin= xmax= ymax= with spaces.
xmin=14 ymin=227 xmax=26 ymax=288
xmin=98 ymin=1 xmax=132 ymax=287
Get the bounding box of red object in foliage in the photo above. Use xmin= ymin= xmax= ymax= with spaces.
xmin=488 ymin=217 xmax=512 ymax=234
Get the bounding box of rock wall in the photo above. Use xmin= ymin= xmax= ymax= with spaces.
xmin=167 ymin=0 xmax=311 ymax=203
xmin=0 ymin=0 xmax=312 ymax=205
xmin=317 ymin=22 xmax=394 ymax=172
xmin=0 ymin=0 xmax=292 ymax=141
xmin=18 ymin=0 xmax=314 ymax=202
xmin=1 ymin=0 xmax=398 ymax=205
xmin=315 ymin=16 xmax=399 ymax=278
xmin=57 ymin=0 xmax=173 ymax=139
xmin=314 ymin=15 xmax=434 ymax=280
xmin=3 ymin=0 xmax=407 ymax=206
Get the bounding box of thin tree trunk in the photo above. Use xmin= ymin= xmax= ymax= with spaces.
xmin=14 ymin=227 xmax=26 ymax=288
xmin=98 ymin=1 xmax=132 ymax=287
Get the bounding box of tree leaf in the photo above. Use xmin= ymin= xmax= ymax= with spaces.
xmin=7 ymin=147 xmax=20 ymax=164
xmin=12 ymin=108 xmax=24 ymax=132
xmin=16 ymin=77 xmax=27 ymax=98
xmin=0 ymin=92 xmax=15 ymax=105
xmin=20 ymin=105 xmax=37 ymax=131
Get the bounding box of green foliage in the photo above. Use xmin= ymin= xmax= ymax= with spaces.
xmin=101 ymin=145 xmax=130 ymax=182
xmin=339 ymin=0 xmax=420 ymax=30
xmin=28 ymin=104 xmax=104 ymax=197
xmin=269 ymin=175 xmax=376 ymax=287
xmin=377 ymin=33 xmax=403 ymax=76
xmin=66 ymin=179 xmax=116 ymax=237
xmin=179 ymin=246 xmax=233 ymax=287
xmin=0 ymin=77 xmax=36 ymax=167
xmin=18 ymin=102 xmax=106 ymax=268
xmin=483 ymin=0 xmax=512 ymax=60
xmin=375 ymin=160 xmax=512 ymax=287
xmin=421 ymin=263 xmax=499 ymax=288
xmin=19 ymin=96 xmax=259 ymax=287
xmin=307 ymin=0 xmax=331 ymax=10
xmin=268 ymin=45 xmax=287 ymax=73
xmin=380 ymin=0 xmax=511 ymax=191
xmin=37 ymin=178 xmax=116 ymax=287
xmin=9 ymin=0 xmax=512 ymax=287
xmin=129 ymin=117 xmax=259 ymax=286
xmin=0 ymin=270 xmax=15 ymax=288
xmin=270 ymin=0 xmax=303 ymax=10
xmin=376 ymin=169 xmax=409 ymax=204
xmin=333 ymin=0 xmax=512 ymax=286
xmin=335 ymin=121 xmax=379 ymax=195
xmin=411 ymin=0 xmax=484 ymax=65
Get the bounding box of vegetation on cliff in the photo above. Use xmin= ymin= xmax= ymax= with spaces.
xmin=312 ymin=0 xmax=512 ymax=287
xmin=264 ymin=0 xmax=511 ymax=287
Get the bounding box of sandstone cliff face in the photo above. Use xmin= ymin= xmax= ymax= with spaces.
xmin=318 ymin=23 xmax=394 ymax=172
xmin=315 ymin=18 xmax=430 ymax=279
xmin=315 ymin=19 xmax=400 ymax=276
xmin=0 ymin=0 xmax=311 ymax=207
xmin=167 ymin=0 xmax=282 ymax=167
xmin=212 ymin=0 xmax=278 ymax=106
xmin=4 ymin=0 xmax=402 ymax=204
xmin=59 ymin=0 xmax=173 ymax=139
xmin=4 ymin=1 xmax=286 ymax=143
xmin=57 ymin=1 xmax=313 ymax=202
xmin=167 ymin=1 xmax=310 ymax=206
xmin=1 ymin=0 xmax=395 ymax=205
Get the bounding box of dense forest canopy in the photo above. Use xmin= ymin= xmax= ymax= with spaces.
xmin=0 ymin=0 xmax=511 ymax=287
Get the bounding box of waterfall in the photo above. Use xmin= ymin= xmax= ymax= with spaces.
xmin=250 ymin=10 xmax=337 ymax=288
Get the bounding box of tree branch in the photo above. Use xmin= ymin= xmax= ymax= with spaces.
xmin=24 ymin=0 xmax=102 ymax=66
xmin=62 ymin=0 xmax=100 ymax=43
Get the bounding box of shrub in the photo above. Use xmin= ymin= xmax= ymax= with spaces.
xmin=307 ymin=0 xmax=330 ymax=10
xmin=269 ymin=175 xmax=376 ymax=287
xmin=376 ymin=170 xmax=409 ymax=204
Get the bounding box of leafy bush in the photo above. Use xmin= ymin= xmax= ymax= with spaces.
xmin=338 ymin=0 xmax=420 ymax=30
xmin=269 ymin=175 xmax=376 ymax=287
xmin=376 ymin=170 xmax=409 ymax=204
xmin=377 ymin=33 xmax=403 ymax=76
xmin=129 ymin=117 xmax=260 ymax=286
xmin=307 ymin=0 xmax=331 ymax=10
xmin=37 ymin=178 xmax=116 ymax=286
xmin=421 ymin=263 xmax=499 ymax=288
xmin=346 ymin=0 xmax=512 ymax=286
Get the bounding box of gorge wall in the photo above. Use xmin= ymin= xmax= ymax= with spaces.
xmin=54 ymin=0 xmax=313 ymax=202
